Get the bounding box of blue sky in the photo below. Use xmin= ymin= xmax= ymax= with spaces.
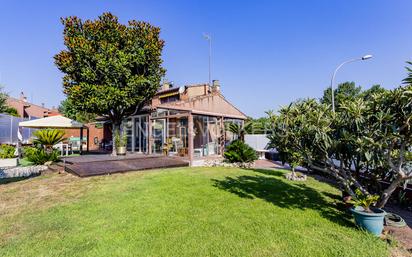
xmin=0 ymin=1 xmax=411 ymax=117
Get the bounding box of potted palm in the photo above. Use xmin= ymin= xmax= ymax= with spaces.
xmin=350 ymin=189 xmax=386 ymax=236
xmin=114 ymin=130 xmax=127 ymax=155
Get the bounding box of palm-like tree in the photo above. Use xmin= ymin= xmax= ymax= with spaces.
xmin=33 ymin=129 xmax=66 ymax=153
xmin=402 ymin=61 xmax=412 ymax=85
xmin=227 ymin=122 xmax=253 ymax=142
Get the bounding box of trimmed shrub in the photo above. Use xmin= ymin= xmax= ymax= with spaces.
xmin=224 ymin=140 xmax=258 ymax=163
xmin=23 ymin=146 xmax=59 ymax=165
xmin=0 ymin=144 xmax=16 ymax=159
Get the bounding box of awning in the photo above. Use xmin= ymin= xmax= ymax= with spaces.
xmin=159 ymin=92 xmax=179 ymax=98
xmin=19 ymin=115 xmax=84 ymax=129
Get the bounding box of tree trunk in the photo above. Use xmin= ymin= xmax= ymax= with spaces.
xmin=111 ymin=122 xmax=121 ymax=156
xmin=291 ymin=167 xmax=296 ymax=178
xmin=240 ymin=130 xmax=245 ymax=142
xmin=309 ymin=162 xmax=358 ymax=199
xmin=376 ymin=176 xmax=404 ymax=208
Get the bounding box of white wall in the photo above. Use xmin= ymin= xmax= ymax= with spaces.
xmin=244 ymin=134 xmax=269 ymax=151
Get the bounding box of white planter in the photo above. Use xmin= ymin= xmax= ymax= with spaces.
xmin=116 ymin=146 xmax=127 ymax=155
xmin=0 ymin=158 xmax=18 ymax=168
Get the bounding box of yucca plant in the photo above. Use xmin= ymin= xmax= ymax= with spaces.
xmin=33 ymin=129 xmax=66 ymax=153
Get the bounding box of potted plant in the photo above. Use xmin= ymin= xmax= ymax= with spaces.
xmin=350 ymin=189 xmax=386 ymax=236
xmin=114 ymin=130 xmax=127 ymax=155
xmin=0 ymin=144 xmax=18 ymax=167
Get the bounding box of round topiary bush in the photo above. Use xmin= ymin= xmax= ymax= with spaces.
xmin=224 ymin=140 xmax=258 ymax=164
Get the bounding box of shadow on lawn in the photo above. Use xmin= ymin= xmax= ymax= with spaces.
xmin=0 ymin=174 xmax=39 ymax=185
xmin=212 ymin=168 xmax=354 ymax=228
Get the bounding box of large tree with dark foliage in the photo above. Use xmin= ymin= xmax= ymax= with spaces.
xmin=54 ymin=13 xmax=165 ymax=154
xmin=58 ymin=98 xmax=96 ymax=123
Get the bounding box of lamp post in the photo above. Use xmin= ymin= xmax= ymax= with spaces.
xmin=203 ymin=33 xmax=212 ymax=86
xmin=330 ymin=54 xmax=373 ymax=112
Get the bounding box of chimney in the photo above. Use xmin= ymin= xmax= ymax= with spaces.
xmin=161 ymin=81 xmax=173 ymax=91
xmin=20 ymin=91 xmax=27 ymax=102
xmin=41 ymin=103 xmax=45 ymax=108
xmin=212 ymin=80 xmax=221 ymax=93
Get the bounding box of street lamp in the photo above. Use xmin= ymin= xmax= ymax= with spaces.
xmin=330 ymin=54 xmax=373 ymax=112
xmin=203 ymin=33 xmax=212 ymax=86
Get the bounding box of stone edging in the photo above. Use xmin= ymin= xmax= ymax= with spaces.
xmin=0 ymin=165 xmax=48 ymax=179
xmin=203 ymin=159 xmax=255 ymax=169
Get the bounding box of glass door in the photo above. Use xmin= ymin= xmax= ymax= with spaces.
xmin=124 ymin=118 xmax=134 ymax=152
xmin=134 ymin=116 xmax=148 ymax=153
xmin=152 ymin=119 xmax=166 ymax=154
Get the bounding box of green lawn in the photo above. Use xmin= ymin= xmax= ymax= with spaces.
xmin=18 ymin=154 xmax=81 ymax=167
xmin=17 ymin=157 xmax=33 ymax=167
xmin=0 ymin=167 xmax=389 ymax=257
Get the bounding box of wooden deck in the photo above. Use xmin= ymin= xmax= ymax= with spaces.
xmin=63 ymin=154 xmax=189 ymax=177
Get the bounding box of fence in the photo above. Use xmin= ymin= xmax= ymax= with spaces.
xmin=244 ymin=134 xmax=270 ymax=151
xmin=0 ymin=114 xmax=35 ymax=145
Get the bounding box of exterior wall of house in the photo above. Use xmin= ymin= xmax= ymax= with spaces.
xmin=152 ymin=84 xmax=211 ymax=107
xmin=181 ymin=85 xmax=209 ymax=100
xmin=63 ymin=123 xmax=111 ymax=151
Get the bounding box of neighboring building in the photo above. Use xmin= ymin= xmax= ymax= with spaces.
xmin=123 ymin=80 xmax=247 ymax=160
xmin=1 ymin=92 xmax=60 ymax=145
xmin=5 ymin=92 xmax=109 ymax=151
xmin=6 ymin=92 xmax=60 ymax=119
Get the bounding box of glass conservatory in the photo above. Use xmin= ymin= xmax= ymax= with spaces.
xmin=123 ymin=108 xmax=244 ymax=159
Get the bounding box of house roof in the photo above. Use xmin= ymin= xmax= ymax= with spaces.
xmin=156 ymin=93 xmax=247 ymax=120
xmin=7 ymin=97 xmax=60 ymax=118
xmin=155 ymin=87 xmax=179 ymax=96
xmin=155 ymin=84 xmax=209 ymax=96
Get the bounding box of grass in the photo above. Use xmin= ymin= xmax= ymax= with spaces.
xmin=18 ymin=153 xmax=81 ymax=167
xmin=0 ymin=167 xmax=389 ymax=257
xmin=17 ymin=157 xmax=33 ymax=167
